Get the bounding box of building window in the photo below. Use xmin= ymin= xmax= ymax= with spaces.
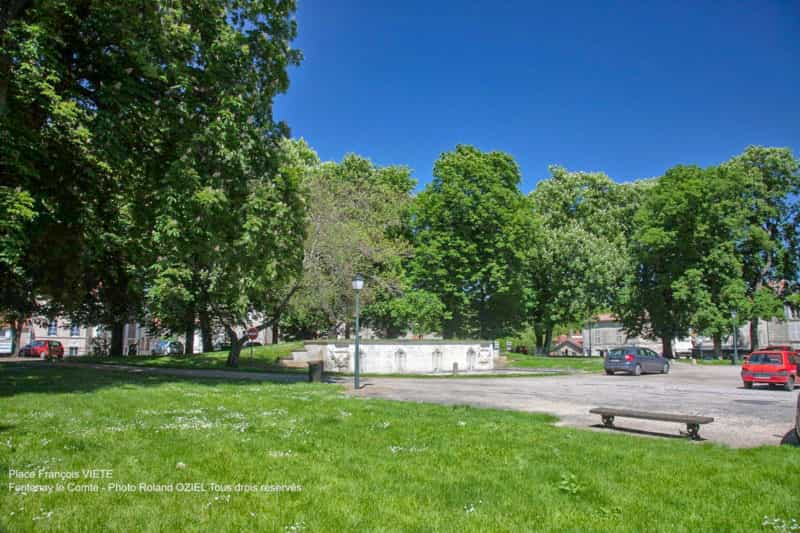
xmin=70 ymin=323 xmax=80 ymax=337
xmin=47 ymin=320 xmax=57 ymax=336
xmin=68 ymin=346 xmax=78 ymax=356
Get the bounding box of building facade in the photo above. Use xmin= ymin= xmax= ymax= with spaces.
xmin=25 ymin=318 xmax=95 ymax=356
xmin=583 ymin=307 xmax=800 ymax=357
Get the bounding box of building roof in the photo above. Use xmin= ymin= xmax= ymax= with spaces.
xmin=555 ymin=334 xmax=583 ymax=346
xmin=550 ymin=339 xmax=584 ymax=353
xmin=589 ymin=313 xmax=618 ymax=323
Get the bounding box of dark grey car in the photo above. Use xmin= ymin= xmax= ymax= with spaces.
xmin=605 ymin=346 xmax=670 ymax=376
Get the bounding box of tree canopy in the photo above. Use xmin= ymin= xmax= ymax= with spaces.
xmin=409 ymin=145 xmax=526 ymax=339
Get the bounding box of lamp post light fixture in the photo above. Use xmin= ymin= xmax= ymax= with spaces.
xmin=352 ymin=274 xmax=364 ymax=389
xmin=731 ymin=311 xmax=738 ymax=365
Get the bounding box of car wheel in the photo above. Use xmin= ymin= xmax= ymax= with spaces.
xmin=634 ymin=364 xmax=642 ymax=376
xmin=784 ymin=376 xmax=795 ymax=392
xmin=743 ymin=381 xmax=753 ymax=389
xmin=605 ymin=369 xmax=614 ymax=375
xmin=662 ymin=363 xmax=669 ymax=374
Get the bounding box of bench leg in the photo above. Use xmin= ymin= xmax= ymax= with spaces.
xmin=602 ymin=415 xmax=614 ymax=428
xmin=686 ymin=423 xmax=700 ymax=440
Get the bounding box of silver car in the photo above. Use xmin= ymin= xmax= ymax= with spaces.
xmin=151 ymin=340 xmax=184 ymax=356
xmin=605 ymin=346 xmax=670 ymax=376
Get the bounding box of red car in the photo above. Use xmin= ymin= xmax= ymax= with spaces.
xmin=19 ymin=340 xmax=64 ymax=359
xmin=741 ymin=349 xmax=798 ymax=391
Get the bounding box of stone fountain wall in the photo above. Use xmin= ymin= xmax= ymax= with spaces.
xmin=303 ymin=341 xmax=495 ymax=374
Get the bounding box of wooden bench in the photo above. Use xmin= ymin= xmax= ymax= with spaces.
xmin=589 ymin=407 xmax=714 ymax=440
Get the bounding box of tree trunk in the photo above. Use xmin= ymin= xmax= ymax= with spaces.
xmin=543 ymin=327 xmax=553 ymax=356
xmin=344 ymin=322 xmax=351 ymax=340
xmin=749 ymin=317 xmax=759 ymax=351
xmin=11 ymin=319 xmax=22 ymax=357
xmin=184 ymin=322 xmax=194 ymax=356
xmin=110 ymin=322 xmax=124 ymax=357
xmin=225 ymin=328 xmax=242 ymax=368
xmin=713 ymin=334 xmax=722 ymax=357
xmin=661 ymin=336 xmax=673 ymax=359
xmin=534 ymin=324 xmax=544 ymax=355
xmin=272 ymin=321 xmax=279 ymax=344
xmin=199 ymin=308 xmax=213 ymax=353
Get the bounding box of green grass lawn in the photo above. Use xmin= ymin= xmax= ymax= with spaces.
xmin=674 ymin=358 xmax=742 ymax=366
xmin=694 ymin=358 xmax=742 ymax=366
xmin=1 ymin=364 xmax=798 ymax=532
xmin=76 ymin=342 xmax=304 ymax=373
xmin=504 ymin=353 xmax=605 ymax=372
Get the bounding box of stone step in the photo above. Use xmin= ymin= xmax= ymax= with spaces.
xmin=494 ymin=355 xmax=509 ymax=368
xmin=290 ymin=350 xmax=322 ymax=363
xmin=277 ymin=358 xmax=310 ymax=369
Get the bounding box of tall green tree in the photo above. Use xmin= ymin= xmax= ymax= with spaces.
xmin=409 ymin=145 xmax=525 ymax=338
xmin=520 ymin=167 xmax=632 ymax=352
xmin=723 ymin=146 xmax=800 ymax=350
xmin=2 ymin=1 xmax=302 ymax=358
xmin=619 ymin=165 xmax=750 ymax=357
xmin=287 ymin=149 xmax=415 ymax=338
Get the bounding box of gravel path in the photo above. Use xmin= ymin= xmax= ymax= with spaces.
xmin=347 ymin=363 xmax=799 ymax=448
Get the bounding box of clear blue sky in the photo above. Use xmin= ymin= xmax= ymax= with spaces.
xmin=273 ymin=0 xmax=800 ymax=193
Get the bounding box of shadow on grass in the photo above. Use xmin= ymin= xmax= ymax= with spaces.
xmin=0 ymin=362 xmax=312 ymax=398
xmin=72 ymin=354 xmax=307 ymax=375
xmin=590 ymin=423 xmax=702 ymax=441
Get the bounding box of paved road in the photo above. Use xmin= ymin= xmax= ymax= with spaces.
xmin=350 ymin=363 xmax=799 ymax=448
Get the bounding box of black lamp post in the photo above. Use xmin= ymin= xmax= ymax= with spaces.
xmin=352 ymin=274 xmax=364 ymax=389
xmin=731 ymin=311 xmax=738 ymax=365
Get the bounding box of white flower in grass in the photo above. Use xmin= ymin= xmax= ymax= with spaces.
xmin=268 ymin=450 xmax=293 ymax=458
xmin=463 ymin=500 xmax=483 ymax=514
xmin=389 ymin=445 xmax=426 ymax=454
xmin=176 ymin=462 xmax=186 ymax=470
xmin=285 ymin=521 xmax=305 ymax=532
xmin=457 ymin=420 xmax=466 ymax=427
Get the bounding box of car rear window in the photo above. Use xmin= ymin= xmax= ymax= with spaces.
xmin=608 ymin=349 xmax=628 ymax=359
xmin=32 ymin=341 xmax=45 ymax=347
xmin=748 ymin=353 xmax=783 ymax=365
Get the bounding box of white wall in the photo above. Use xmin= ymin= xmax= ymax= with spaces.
xmin=311 ymin=342 xmax=495 ymax=373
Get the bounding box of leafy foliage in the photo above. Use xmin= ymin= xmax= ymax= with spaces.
xmin=519 ymin=167 xmax=635 ymax=352
xmin=289 ymin=147 xmax=415 ymax=337
xmin=409 ymin=145 xmax=526 ymax=338
xmin=619 ymin=165 xmax=751 ymax=355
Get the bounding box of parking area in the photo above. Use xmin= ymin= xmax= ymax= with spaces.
xmin=351 ymin=363 xmax=798 ymax=448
